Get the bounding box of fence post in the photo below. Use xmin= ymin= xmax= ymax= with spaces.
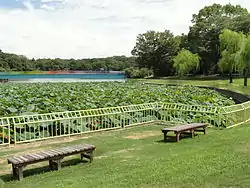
xmin=241 ymin=104 xmax=247 ymax=123
xmin=217 ymin=107 xmax=222 ymax=127
xmin=12 ymin=118 xmax=17 ymax=145
xmin=7 ymin=118 xmax=10 ymax=147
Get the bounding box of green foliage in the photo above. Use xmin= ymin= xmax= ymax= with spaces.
xmin=124 ymin=67 xmax=153 ymax=78
xmin=132 ymin=30 xmax=180 ymax=77
xmin=235 ymin=34 xmax=250 ymax=86
xmin=173 ymin=49 xmax=200 ymax=76
xmin=0 ymin=82 xmax=235 ymax=142
xmin=0 ymin=126 xmax=9 ymax=144
xmin=218 ymin=29 xmax=245 ymax=77
xmin=188 ymin=3 xmax=248 ymax=75
xmin=236 ymin=35 xmax=250 ymax=70
xmin=0 ymin=83 xmax=234 ymax=117
xmin=0 ymin=51 xmax=136 ymax=72
xmin=220 ymin=29 xmax=245 ymax=53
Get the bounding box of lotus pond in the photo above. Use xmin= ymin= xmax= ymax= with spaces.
xmin=0 ymin=82 xmax=234 ymax=117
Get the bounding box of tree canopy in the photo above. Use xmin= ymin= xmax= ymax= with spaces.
xmin=131 ymin=30 xmax=180 ymax=77
xmin=235 ymin=35 xmax=250 ymax=86
xmin=173 ymin=50 xmax=200 ymax=76
xmin=218 ymin=29 xmax=245 ymax=83
xmin=0 ymin=51 xmax=136 ymax=72
xmin=187 ymin=4 xmax=248 ymax=75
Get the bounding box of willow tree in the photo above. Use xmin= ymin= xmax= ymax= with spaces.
xmin=235 ymin=35 xmax=250 ymax=86
xmin=173 ymin=49 xmax=200 ymax=76
xmin=219 ymin=29 xmax=245 ymax=83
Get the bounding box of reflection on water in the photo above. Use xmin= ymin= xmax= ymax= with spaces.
xmin=13 ymin=79 xmax=126 ymax=83
xmin=0 ymin=73 xmax=126 ymax=83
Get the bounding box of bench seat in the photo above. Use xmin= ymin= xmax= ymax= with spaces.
xmin=161 ymin=123 xmax=208 ymax=142
xmin=7 ymin=144 xmax=96 ymax=181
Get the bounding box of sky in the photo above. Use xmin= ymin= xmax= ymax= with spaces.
xmin=0 ymin=0 xmax=250 ymax=59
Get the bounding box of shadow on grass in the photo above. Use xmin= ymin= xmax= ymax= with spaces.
xmin=0 ymin=158 xmax=89 ymax=183
xmin=151 ymin=74 xmax=241 ymax=81
xmin=0 ymin=178 xmax=4 ymax=188
xmin=156 ymin=133 xmax=198 ymax=143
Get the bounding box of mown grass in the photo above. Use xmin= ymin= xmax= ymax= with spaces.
xmin=1 ymin=124 xmax=250 ymax=188
xmin=137 ymin=78 xmax=250 ymax=95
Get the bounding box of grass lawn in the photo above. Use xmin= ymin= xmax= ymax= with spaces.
xmin=1 ymin=124 xmax=250 ymax=188
xmin=137 ymin=78 xmax=250 ymax=95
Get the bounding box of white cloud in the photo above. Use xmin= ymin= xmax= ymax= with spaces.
xmin=21 ymin=0 xmax=34 ymax=11
xmin=0 ymin=0 xmax=250 ymax=59
xmin=40 ymin=4 xmax=55 ymax=10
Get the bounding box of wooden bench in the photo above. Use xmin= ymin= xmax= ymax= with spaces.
xmin=7 ymin=144 xmax=96 ymax=181
xmin=161 ymin=123 xmax=208 ymax=142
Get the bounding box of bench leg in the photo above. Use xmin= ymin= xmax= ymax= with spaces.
xmin=56 ymin=160 xmax=62 ymax=170
xmin=49 ymin=159 xmax=62 ymax=171
xmin=176 ymin=132 xmax=180 ymax=142
xmin=49 ymin=160 xmax=54 ymax=170
xmin=14 ymin=166 xmax=24 ymax=181
xmin=12 ymin=165 xmax=24 ymax=181
xmin=12 ymin=165 xmax=17 ymax=176
xmin=164 ymin=132 xmax=167 ymax=141
xmin=89 ymin=151 xmax=93 ymax=163
xmin=190 ymin=129 xmax=194 ymax=138
xmin=81 ymin=151 xmax=94 ymax=163
xmin=203 ymin=127 xmax=206 ymax=135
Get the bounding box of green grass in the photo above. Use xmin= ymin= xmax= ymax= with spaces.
xmin=137 ymin=78 xmax=250 ymax=95
xmin=1 ymin=124 xmax=250 ymax=188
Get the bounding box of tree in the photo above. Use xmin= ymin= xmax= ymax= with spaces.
xmin=173 ymin=49 xmax=200 ymax=76
xmin=235 ymin=35 xmax=250 ymax=86
xmin=176 ymin=33 xmax=189 ymax=50
xmin=232 ymin=14 xmax=250 ymax=35
xmin=188 ymin=4 xmax=248 ymax=75
xmin=124 ymin=67 xmax=153 ymax=78
xmin=218 ymin=29 xmax=245 ymax=83
xmin=0 ymin=50 xmax=137 ymax=72
xmin=131 ymin=30 xmax=180 ymax=77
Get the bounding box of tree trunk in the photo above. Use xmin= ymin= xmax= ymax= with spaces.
xmin=244 ymin=69 xmax=248 ymax=87
xmin=229 ymin=72 xmax=233 ymax=84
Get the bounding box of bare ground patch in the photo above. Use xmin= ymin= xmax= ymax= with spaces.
xmin=114 ymin=148 xmax=137 ymax=154
xmin=0 ymin=165 xmax=11 ymax=176
xmin=95 ymin=156 xmax=108 ymax=159
xmin=0 ymin=135 xmax=91 ymax=153
xmin=0 ymin=159 xmax=5 ymax=165
xmin=124 ymin=131 xmax=161 ymax=140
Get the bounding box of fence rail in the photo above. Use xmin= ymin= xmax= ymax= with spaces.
xmin=1 ymin=101 xmax=250 ymax=146
xmin=0 ymin=118 xmax=10 ymax=146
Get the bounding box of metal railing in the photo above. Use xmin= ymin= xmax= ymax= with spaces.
xmin=220 ymin=101 xmax=250 ymax=128
xmin=0 ymin=118 xmax=10 ymax=146
xmin=158 ymin=103 xmax=220 ymax=126
xmin=1 ymin=101 xmax=250 ymax=146
xmin=9 ymin=103 xmax=159 ymax=145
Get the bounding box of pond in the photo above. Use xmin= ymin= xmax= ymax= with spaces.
xmin=0 ymin=71 xmax=126 ymax=82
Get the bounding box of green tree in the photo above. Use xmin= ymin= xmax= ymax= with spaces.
xmin=235 ymin=35 xmax=250 ymax=86
xmin=232 ymin=14 xmax=250 ymax=35
xmin=173 ymin=49 xmax=200 ymax=76
xmin=188 ymin=3 xmax=248 ymax=75
xmin=219 ymin=29 xmax=245 ymax=83
xmin=124 ymin=67 xmax=153 ymax=78
xmin=0 ymin=49 xmax=137 ymax=72
xmin=132 ymin=30 xmax=180 ymax=77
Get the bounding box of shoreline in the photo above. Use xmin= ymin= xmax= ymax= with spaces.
xmin=10 ymin=78 xmax=126 ymax=83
